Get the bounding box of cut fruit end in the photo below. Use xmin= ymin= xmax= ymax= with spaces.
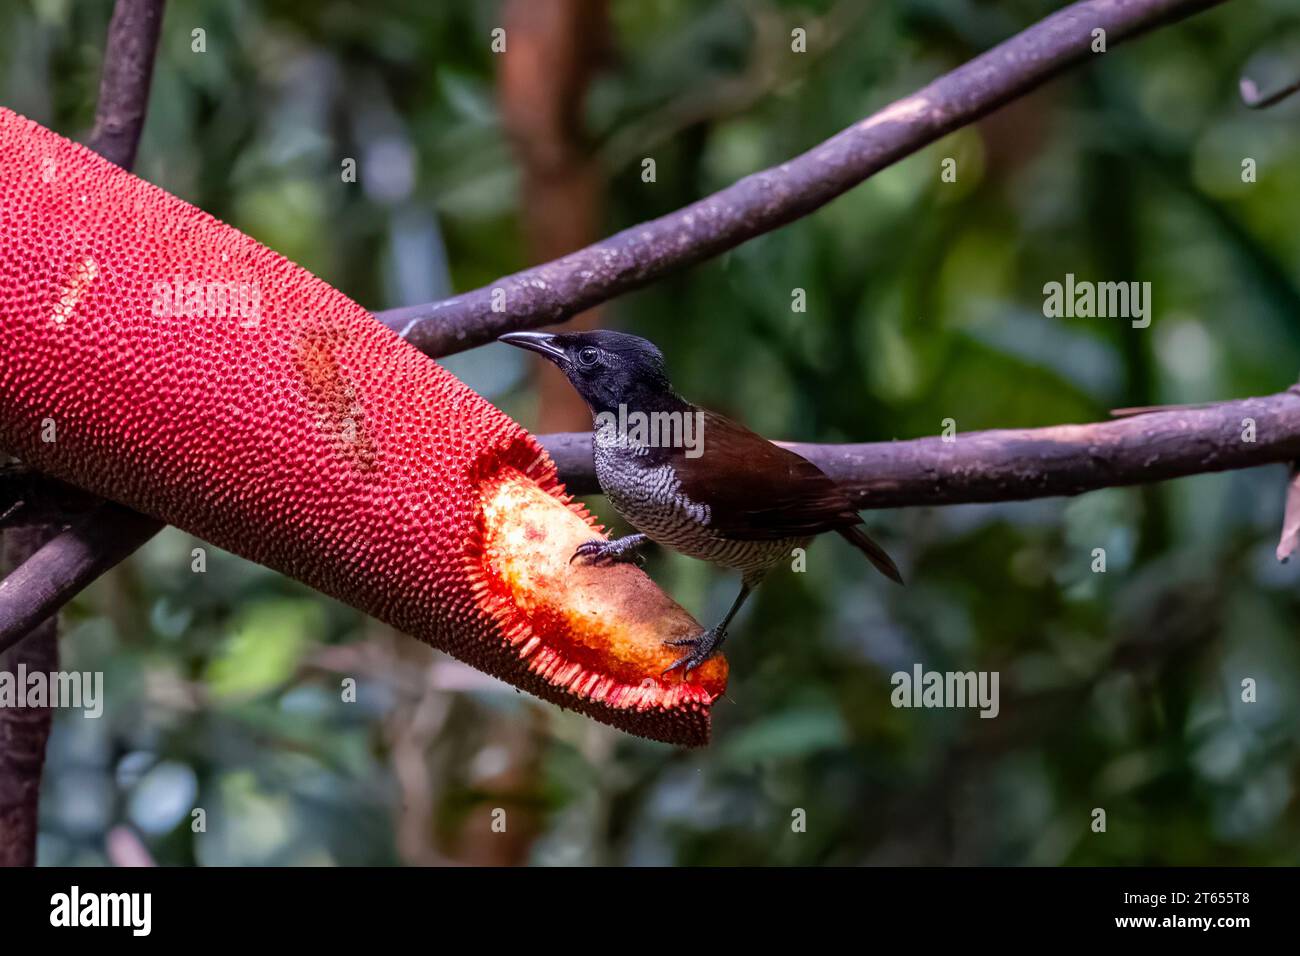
xmin=470 ymin=467 xmax=726 ymax=746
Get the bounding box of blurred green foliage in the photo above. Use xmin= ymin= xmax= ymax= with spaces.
xmin=3 ymin=0 xmax=1300 ymax=865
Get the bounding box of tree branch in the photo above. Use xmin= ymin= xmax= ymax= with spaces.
xmin=10 ymin=386 xmax=1295 ymax=651
xmin=0 ymin=527 xmax=58 ymax=866
xmin=87 ymin=0 xmax=166 ymax=169
xmin=378 ymin=0 xmax=1231 ymax=357
xmin=0 ymin=504 xmax=165 ymax=659
xmin=539 ymin=390 xmax=1300 ymax=505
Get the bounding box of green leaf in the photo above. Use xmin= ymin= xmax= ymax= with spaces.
xmin=205 ymin=600 xmax=321 ymax=700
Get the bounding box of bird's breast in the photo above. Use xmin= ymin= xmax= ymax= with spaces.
xmin=593 ymin=443 xmax=797 ymax=576
xmin=594 ymin=444 xmax=709 ymax=538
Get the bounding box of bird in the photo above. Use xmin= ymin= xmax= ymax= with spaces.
xmin=499 ymin=329 xmax=902 ymax=674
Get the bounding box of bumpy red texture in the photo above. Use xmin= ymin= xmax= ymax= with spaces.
xmin=0 ymin=107 xmax=724 ymax=745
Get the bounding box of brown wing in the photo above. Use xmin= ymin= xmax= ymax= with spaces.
xmin=677 ymin=410 xmax=860 ymax=541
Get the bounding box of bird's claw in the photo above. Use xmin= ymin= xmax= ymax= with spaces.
xmin=663 ymin=626 xmax=725 ymax=675
xmin=570 ymin=537 xmax=645 ymax=567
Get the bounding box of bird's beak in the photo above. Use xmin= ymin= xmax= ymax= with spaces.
xmin=499 ymin=331 xmax=567 ymax=363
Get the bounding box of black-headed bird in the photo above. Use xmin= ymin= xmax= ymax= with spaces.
xmin=500 ymin=329 xmax=902 ymax=674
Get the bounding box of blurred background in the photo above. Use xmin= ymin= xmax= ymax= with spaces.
xmin=3 ymin=0 xmax=1299 ymax=865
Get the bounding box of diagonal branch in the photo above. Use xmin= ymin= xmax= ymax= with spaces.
xmin=0 ymin=505 xmax=165 ymax=658
xmin=378 ymin=0 xmax=1231 ymax=357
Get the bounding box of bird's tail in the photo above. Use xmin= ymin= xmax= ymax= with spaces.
xmin=837 ymin=525 xmax=904 ymax=585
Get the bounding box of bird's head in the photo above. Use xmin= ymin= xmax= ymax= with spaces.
xmin=499 ymin=329 xmax=677 ymax=414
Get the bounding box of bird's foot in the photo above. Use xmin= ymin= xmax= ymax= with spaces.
xmin=570 ymin=534 xmax=646 ymax=567
xmin=663 ymin=625 xmax=726 ymax=676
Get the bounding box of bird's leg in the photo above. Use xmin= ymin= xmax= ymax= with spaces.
xmin=571 ymin=532 xmax=649 ymax=567
xmin=664 ymin=582 xmax=753 ymax=675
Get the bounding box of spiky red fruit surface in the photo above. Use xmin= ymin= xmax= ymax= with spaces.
xmin=0 ymin=108 xmax=725 ymax=745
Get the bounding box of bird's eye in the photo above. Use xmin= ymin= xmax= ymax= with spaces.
xmin=577 ymin=347 xmax=600 ymax=367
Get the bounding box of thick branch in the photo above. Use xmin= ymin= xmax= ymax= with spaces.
xmin=10 ymin=388 xmax=1291 ymax=651
xmin=379 ymin=0 xmax=1230 ymax=356
xmin=539 ymin=391 xmax=1300 ymax=506
xmin=0 ymin=505 xmax=164 ymax=658
xmin=0 ymin=528 xmax=58 ymax=865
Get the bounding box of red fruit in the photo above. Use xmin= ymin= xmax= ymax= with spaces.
xmin=0 ymin=108 xmax=725 ymax=745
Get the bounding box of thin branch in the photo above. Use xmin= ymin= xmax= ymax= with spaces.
xmin=378 ymin=0 xmax=1230 ymax=356
xmin=87 ymin=0 xmax=166 ymax=168
xmin=538 ymin=390 xmax=1300 ymax=506
xmin=1240 ymin=72 xmax=1300 ymax=110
